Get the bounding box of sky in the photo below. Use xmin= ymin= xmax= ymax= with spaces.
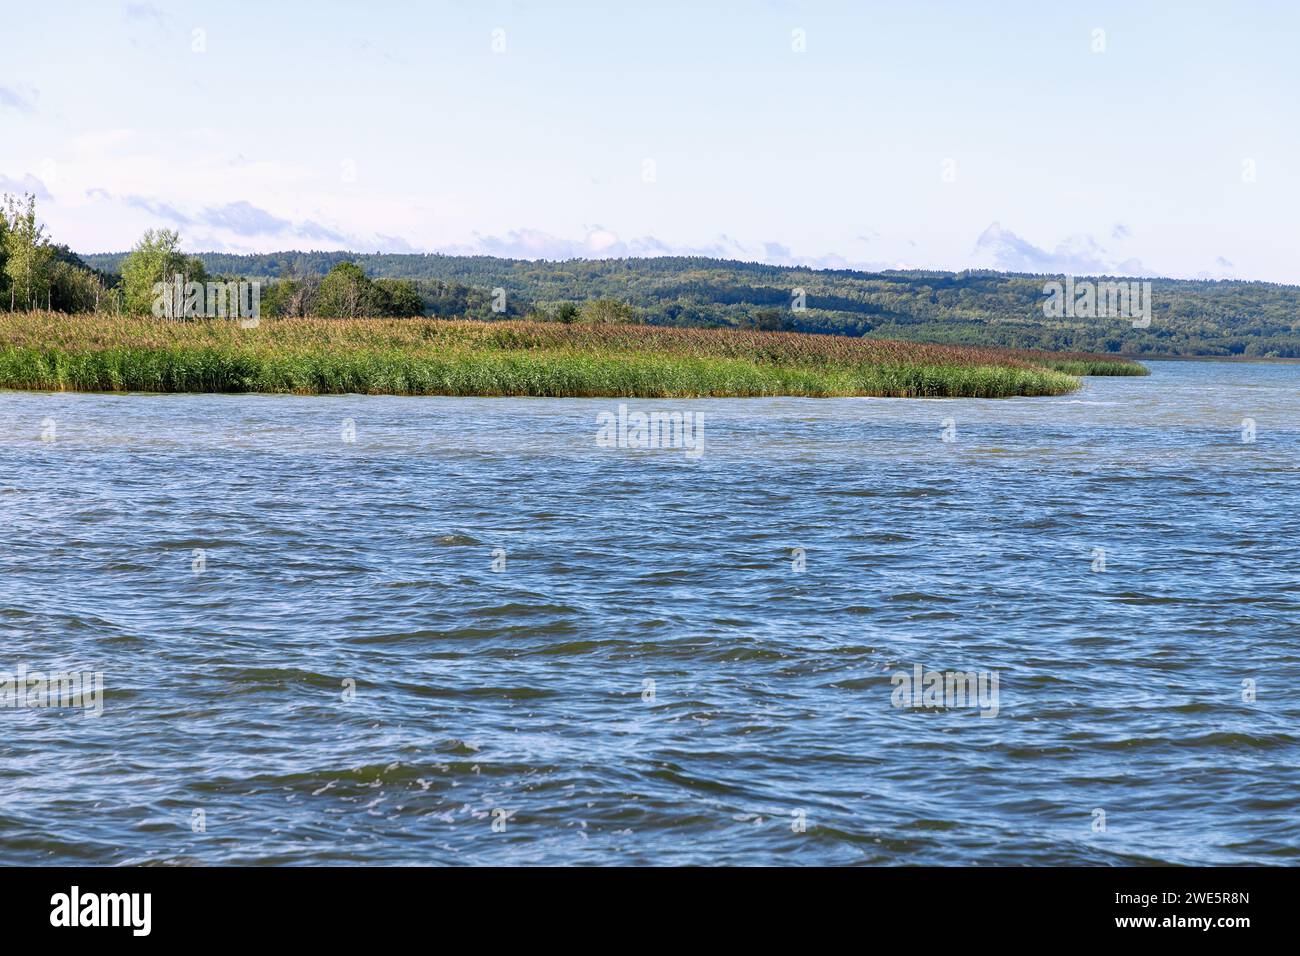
xmin=1 ymin=0 xmax=1298 ymax=281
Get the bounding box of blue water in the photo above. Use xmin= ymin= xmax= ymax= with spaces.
xmin=1 ymin=360 xmax=1297 ymax=865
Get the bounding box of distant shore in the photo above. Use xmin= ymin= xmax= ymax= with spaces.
xmin=0 ymin=313 xmax=1147 ymax=399
xmin=1116 ymin=352 xmax=1300 ymax=364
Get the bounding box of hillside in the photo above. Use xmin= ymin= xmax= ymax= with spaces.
xmin=78 ymin=252 xmax=1300 ymax=358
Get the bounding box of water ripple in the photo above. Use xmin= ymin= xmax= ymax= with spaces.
xmin=1 ymin=360 xmax=1298 ymax=864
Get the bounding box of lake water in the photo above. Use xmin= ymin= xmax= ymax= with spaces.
xmin=1 ymin=360 xmax=1297 ymax=865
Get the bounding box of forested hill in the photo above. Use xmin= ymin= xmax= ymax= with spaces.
xmin=79 ymin=251 xmax=1300 ymax=358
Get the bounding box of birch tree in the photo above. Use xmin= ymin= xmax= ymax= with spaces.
xmin=120 ymin=229 xmax=189 ymax=315
xmin=2 ymin=193 xmax=54 ymax=311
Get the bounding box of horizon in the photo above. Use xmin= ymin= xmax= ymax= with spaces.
xmin=3 ymin=1 xmax=1298 ymax=283
xmin=71 ymin=247 xmax=1300 ymax=288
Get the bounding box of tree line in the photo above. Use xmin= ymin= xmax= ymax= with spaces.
xmin=11 ymin=191 xmax=1299 ymax=356
xmin=78 ymin=248 xmax=1300 ymax=356
xmin=1 ymin=194 xmax=117 ymax=312
xmin=0 ymin=195 xmax=431 ymax=319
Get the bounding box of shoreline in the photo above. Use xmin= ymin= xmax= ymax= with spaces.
xmin=0 ymin=313 xmax=1147 ymax=400
xmin=1116 ymin=353 xmax=1300 ymax=364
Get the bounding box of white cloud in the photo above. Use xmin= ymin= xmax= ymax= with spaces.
xmin=973 ymin=222 xmax=1147 ymax=276
xmin=1192 ymin=256 xmax=1239 ymax=280
xmin=122 ymin=194 xmax=190 ymax=223
xmin=437 ymin=226 xmax=894 ymax=269
xmin=0 ymin=174 xmax=52 ymax=200
xmin=0 ymin=84 xmax=37 ymax=114
xmin=122 ymin=2 xmax=169 ymax=30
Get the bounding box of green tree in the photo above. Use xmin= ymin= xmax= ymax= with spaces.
xmin=2 ymin=193 xmax=54 ymax=310
xmin=316 ymin=261 xmax=381 ymax=317
xmin=262 ymin=267 xmax=322 ymax=318
xmin=375 ymin=277 xmax=425 ymax=317
xmin=579 ymin=298 xmax=639 ymax=325
xmin=120 ymin=229 xmax=188 ymax=314
xmin=0 ymin=202 xmax=9 ymax=306
xmin=750 ymin=307 xmax=790 ymax=332
xmin=50 ymin=260 xmax=107 ymax=313
xmin=259 ymin=278 xmax=295 ymax=318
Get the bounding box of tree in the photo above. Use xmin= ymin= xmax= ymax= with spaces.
xmin=750 ymin=307 xmax=790 ymax=332
xmin=0 ymin=204 xmax=7 ymax=295
xmin=50 ymin=260 xmax=107 ymax=313
xmin=260 ymin=278 xmax=295 ymax=318
xmin=375 ymin=277 xmax=425 ymax=317
xmin=262 ymin=264 xmax=323 ymax=318
xmin=120 ymin=229 xmax=189 ymax=315
xmin=316 ymin=261 xmax=381 ymax=317
xmin=262 ymin=268 xmax=421 ymax=318
xmin=2 ymin=193 xmax=54 ymax=310
xmin=0 ymin=201 xmax=8 ymax=306
xmin=579 ymin=298 xmax=639 ymax=325
xmin=552 ymin=302 xmax=579 ymax=324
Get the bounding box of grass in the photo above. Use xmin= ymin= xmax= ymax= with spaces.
xmin=0 ymin=312 xmax=1148 ymax=399
xmin=1002 ymin=348 xmax=1152 ymax=377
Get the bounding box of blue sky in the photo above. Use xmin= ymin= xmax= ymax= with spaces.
xmin=1 ymin=0 xmax=1297 ymax=281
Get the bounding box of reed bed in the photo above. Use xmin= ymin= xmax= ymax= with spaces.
xmin=0 ymin=313 xmax=1145 ymax=398
xmin=1001 ymin=347 xmax=1151 ymax=376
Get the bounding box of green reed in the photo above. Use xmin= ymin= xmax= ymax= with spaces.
xmin=0 ymin=313 xmax=1146 ymax=398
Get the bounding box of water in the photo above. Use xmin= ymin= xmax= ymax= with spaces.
xmin=1 ymin=360 xmax=1297 ymax=865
